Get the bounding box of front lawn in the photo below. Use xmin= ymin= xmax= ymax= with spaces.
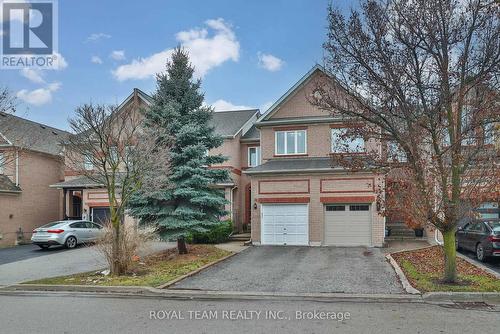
xmin=391 ymin=246 xmax=500 ymax=292
xmin=24 ymin=244 xmax=231 ymax=287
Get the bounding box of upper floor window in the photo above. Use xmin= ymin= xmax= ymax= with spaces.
xmin=461 ymin=105 xmax=475 ymax=146
xmin=248 ymin=146 xmax=261 ymax=167
xmin=125 ymin=146 xmax=135 ymax=165
xmin=83 ymin=154 xmax=93 ymax=171
xmin=109 ymin=146 xmax=119 ymax=164
xmin=275 ymin=130 xmax=306 ymax=155
xmin=387 ymin=141 xmax=407 ymax=162
xmin=0 ymin=152 xmax=5 ymax=174
xmin=483 ymin=121 xmax=495 ymax=145
xmin=331 ymin=128 xmax=365 ymax=153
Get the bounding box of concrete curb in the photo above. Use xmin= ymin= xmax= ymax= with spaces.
xmin=156 ymin=251 xmax=240 ymax=289
xmin=423 ymin=292 xmax=500 ymax=305
xmin=456 ymin=253 xmax=500 ymax=279
xmin=385 ymin=254 xmax=421 ymax=295
xmin=3 ymin=284 xmax=500 ymax=305
xmin=0 ymin=284 xmax=422 ymax=303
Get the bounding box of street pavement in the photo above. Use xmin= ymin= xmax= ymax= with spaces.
xmin=0 ymin=293 xmax=498 ymax=334
xmin=0 ymin=242 xmax=174 ymax=286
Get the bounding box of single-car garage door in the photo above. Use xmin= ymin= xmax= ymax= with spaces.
xmin=261 ymin=204 xmax=308 ymax=246
xmin=91 ymin=207 xmax=110 ymax=225
xmin=324 ymin=204 xmax=372 ymax=246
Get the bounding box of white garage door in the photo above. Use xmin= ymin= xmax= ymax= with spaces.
xmin=261 ymin=204 xmax=308 ymax=246
xmin=324 ymin=204 xmax=372 ymax=246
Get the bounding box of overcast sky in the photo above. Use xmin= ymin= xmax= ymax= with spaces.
xmin=1 ymin=0 xmax=356 ymax=130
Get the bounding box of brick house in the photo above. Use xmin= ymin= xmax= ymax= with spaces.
xmin=0 ymin=113 xmax=68 ymax=246
xmin=52 ymin=66 xmax=387 ymax=247
xmin=244 ymin=66 xmax=386 ymax=246
xmin=50 ymin=89 xmax=260 ymax=231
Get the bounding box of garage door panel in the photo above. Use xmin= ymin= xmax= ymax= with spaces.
xmin=324 ymin=204 xmax=371 ymax=246
xmin=262 ymin=204 xmax=308 ymax=246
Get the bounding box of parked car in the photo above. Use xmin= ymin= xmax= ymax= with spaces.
xmin=455 ymin=219 xmax=500 ymax=262
xmin=31 ymin=220 xmax=104 ymax=249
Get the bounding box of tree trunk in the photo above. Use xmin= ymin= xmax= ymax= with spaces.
xmin=110 ymin=217 xmax=122 ymax=275
xmin=442 ymin=229 xmax=457 ymax=283
xmin=177 ymin=236 xmax=188 ymax=254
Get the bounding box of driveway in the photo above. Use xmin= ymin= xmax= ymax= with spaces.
xmin=171 ymin=246 xmax=404 ymax=294
xmin=459 ymin=249 xmax=500 ymax=275
xmin=0 ymin=242 xmax=174 ymax=286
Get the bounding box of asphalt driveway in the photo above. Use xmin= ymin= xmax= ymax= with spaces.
xmin=0 ymin=242 xmax=174 ymax=286
xmin=171 ymin=246 xmax=404 ymax=294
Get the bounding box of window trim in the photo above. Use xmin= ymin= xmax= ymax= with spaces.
xmin=247 ymin=146 xmax=261 ymax=167
xmin=83 ymin=154 xmax=93 ymax=171
xmin=330 ymin=128 xmax=365 ymax=154
xmin=0 ymin=152 xmax=4 ymax=174
xmin=274 ymin=129 xmax=307 ymax=156
xmin=483 ymin=121 xmax=495 ymax=145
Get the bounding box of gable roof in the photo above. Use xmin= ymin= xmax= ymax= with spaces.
xmin=258 ymin=64 xmax=328 ymax=122
xmin=240 ymin=124 xmax=259 ymax=141
xmin=0 ymin=112 xmax=70 ymax=156
xmin=209 ymin=109 xmax=259 ymax=138
xmin=124 ymin=89 xmax=259 ymax=139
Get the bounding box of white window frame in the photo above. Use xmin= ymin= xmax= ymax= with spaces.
xmin=274 ymin=130 xmax=307 ymax=155
xmin=0 ymin=152 xmax=4 ymax=174
xmin=248 ymin=146 xmax=261 ymax=167
xmin=109 ymin=146 xmax=119 ymax=164
xmin=483 ymin=122 xmax=495 ymax=145
xmin=331 ymin=128 xmax=365 ymax=153
xmin=83 ymin=154 xmax=93 ymax=171
xmin=387 ymin=141 xmax=407 ymax=162
xmin=461 ymin=105 xmax=475 ymax=146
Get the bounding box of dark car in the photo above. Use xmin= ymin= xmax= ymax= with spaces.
xmin=456 ymin=219 xmax=500 ymax=262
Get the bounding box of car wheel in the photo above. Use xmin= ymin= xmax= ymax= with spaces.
xmin=38 ymin=245 xmax=50 ymax=250
xmin=476 ymin=243 xmax=486 ymax=262
xmin=65 ymin=236 xmax=77 ymax=249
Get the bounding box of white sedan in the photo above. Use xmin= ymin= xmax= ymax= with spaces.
xmin=31 ymin=220 xmax=104 ymax=249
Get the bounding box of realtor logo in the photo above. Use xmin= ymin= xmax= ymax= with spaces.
xmin=1 ymin=0 xmax=58 ymax=69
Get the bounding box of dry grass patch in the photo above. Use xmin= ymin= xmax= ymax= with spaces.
xmin=25 ymin=244 xmax=231 ymax=288
xmin=392 ymin=246 xmax=500 ymax=292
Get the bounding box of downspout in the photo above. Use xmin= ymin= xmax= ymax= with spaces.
xmin=15 ymin=150 xmax=19 ymax=186
xmin=230 ymin=186 xmax=237 ymax=223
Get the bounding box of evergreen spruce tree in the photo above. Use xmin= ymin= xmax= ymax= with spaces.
xmin=129 ymin=47 xmax=229 ymax=253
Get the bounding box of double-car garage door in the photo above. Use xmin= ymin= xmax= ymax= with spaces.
xmin=261 ymin=203 xmax=372 ymax=246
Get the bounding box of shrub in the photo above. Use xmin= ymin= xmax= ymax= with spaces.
xmin=190 ymin=221 xmax=233 ymax=244
xmin=95 ymin=223 xmax=156 ymax=274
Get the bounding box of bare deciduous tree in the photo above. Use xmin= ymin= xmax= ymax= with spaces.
xmin=65 ymin=102 xmax=169 ymax=275
xmin=314 ymin=0 xmax=499 ymax=282
xmin=0 ymin=87 xmax=18 ymax=171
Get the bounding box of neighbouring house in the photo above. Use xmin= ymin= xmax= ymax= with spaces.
xmin=0 ymin=112 xmax=68 ymax=246
xmin=50 ymin=89 xmax=260 ymax=232
xmin=244 ymin=65 xmax=386 ymax=247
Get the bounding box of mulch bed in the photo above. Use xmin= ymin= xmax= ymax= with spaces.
xmin=391 ymin=246 xmax=499 ymax=292
xmin=392 ymin=246 xmax=494 ymax=278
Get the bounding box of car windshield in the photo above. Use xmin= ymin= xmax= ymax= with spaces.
xmin=486 ymin=221 xmax=500 ymax=234
xmin=39 ymin=221 xmax=65 ymax=228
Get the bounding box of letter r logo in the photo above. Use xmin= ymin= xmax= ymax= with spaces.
xmin=2 ymin=1 xmax=54 ymax=55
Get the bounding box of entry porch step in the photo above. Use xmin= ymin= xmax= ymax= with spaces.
xmin=385 ymin=236 xmax=426 ymax=241
xmin=229 ymin=233 xmax=251 ymax=242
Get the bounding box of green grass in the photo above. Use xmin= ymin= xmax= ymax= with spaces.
xmin=24 ymin=245 xmax=231 ymax=288
xmin=400 ymin=259 xmax=500 ymax=292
